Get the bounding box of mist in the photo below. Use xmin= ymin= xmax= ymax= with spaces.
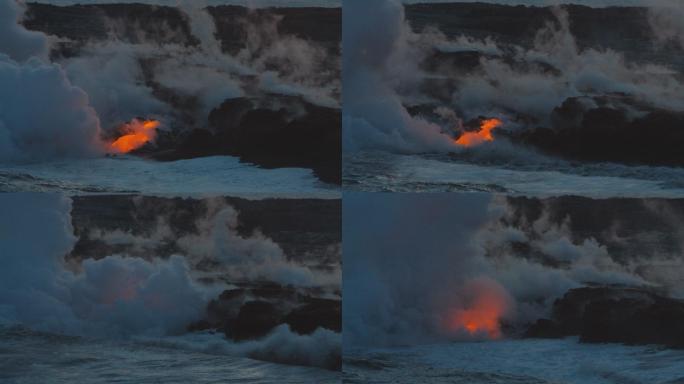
xmin=1 ymin=0 xmax=340 ymax=163
xmin=0 ymin=193 xmax=340 ymax=368
xmin=342 ymin=0 xmax=454 ymax=152
xmin=0 ymin=0 xmax=104 ymax=162
xmin=342 ymin=0 xmax=684 ymax=162
xmin=343 ymin=193 xmax=684 ymax=348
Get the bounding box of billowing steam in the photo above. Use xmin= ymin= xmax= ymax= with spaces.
xmin=453 ymin=6 xmax=684 ymax=119
xmin=61 ymin=42 xmax=170 ymax=130
xmin=58 ymin=0 xmax=339 ymax=129
xmin=0 ymin=193 xmax=340 ymax=368
xmin=342 ymin=0 xmax=455 ymax=152
xmin=86 ymin=198 xmax=339 ymax=287
xmin=648 ymin=0 xmax=684 ymax=49
xmin=344 ymin=193 xmax=684 ymax=348
xmin=0 ymin=0 xmax=104 ymax=162
xmin=0 ymin=193 xmax=208 ymax=336
xmin=1 ymin=0 xmax=339 ymax=163
xmin=0 ymin=0 xmax=47 ymax=61
xmin=342 ymin=0 xmax=684 ymax=156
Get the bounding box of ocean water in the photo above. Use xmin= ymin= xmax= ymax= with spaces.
xmin=344 ymin=338 xmax=684 ymax=384
xmin=343 ymin=151 xmax=684 ymax=198
xmin=0 ymin=155 xmax=339 ymax=198
xmin=0 ymin=326 xmax=339 ymax=384
xmin=33 ymin=0 xmax=341 ymax=6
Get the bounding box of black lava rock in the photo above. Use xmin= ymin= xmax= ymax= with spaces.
xmin=283 ymin=298 xmax=341 ymax=335
xmin=525 ymin=286 xmax=684 ymax=348
xmin=225 ymin=300 xmax=281 ymax=341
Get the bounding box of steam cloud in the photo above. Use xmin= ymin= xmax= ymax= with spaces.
xmin=0 ymin=0 xmax=103 ymax=162
xmin=0 ymin=193 xmax=340 ymax=368
xmin=342 ymin=0 xmax=454 ymax=152
xmin=0 ymin=193 xmax=208 ymax=336
xmin=87 ymin=197 xmax=339 ymax=287
xmin=453 ymin=6 xmax=684 ymax=119
xmin=58 ymin=0 xmax=339 ymax=130
xmin=342 ymin=0 xmax=684 ymax=157
xmin=648 ymin=0 xmax=684 ymax=49
xmin=0 ymin=0 xmax=47 ymax=61
xmin=343 ymin=193 xmax=684 ymax=348
xmin=1 ymin=0 xmax=339 ymax=162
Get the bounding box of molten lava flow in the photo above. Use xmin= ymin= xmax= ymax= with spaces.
xmin=455 ymin=118 xmax=502 ymax=147
xmin=109 ymin=119 xmax=160 ymax=154
xmin=448 ymin=277 xmax=510 ymax=339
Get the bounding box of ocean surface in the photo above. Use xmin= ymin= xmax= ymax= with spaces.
xmin=0 ymin=155 xmax=339 ymax=198
xmin=0 ymin=326 xmax=339 ymax=384
xmin=344 ymin=338 xmax=684 ymax=384
xmin=344 ymin=151 xmax=684 ymax=198
xmin=33 ymin=0 xmax=341 ymax=7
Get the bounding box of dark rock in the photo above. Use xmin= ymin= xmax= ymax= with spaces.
xmin=580 ymin=296 xmax=684 ymax=347
xmin=207 ymin=6 xmax=341 ymax=55
xmin=219 ymin=288 xmax=247 ymax=301
xmin=146 ymin=96 xmax=341 ymax=185
xmin=25 ymin=3 xmax=341 ymax=56
xmin=524 ymin=318 xmax=565 ymax=339
xmin=516 ymin=101 xmax=684 ymax=167
xmin=249 ymin=283 xmax=301 ymax=301
xmin=24 ymin=4 xmax=341 ymax=185
xmin=24 ymin=3 xmax=198 ymax=58
xmin=208 ymin=96 xmax=341 ymax=184
xmin=153 ymin=129 xmax=222 ymax=161
xmin=187 ymin=283 xmax=340 ymax=338
xmin=421 ymin=50 xmax=489 ymax=75
xmin=226 ymin=301 xmax=281 ymax=341
xmin=186 ymin=319 xmax=213 ymax=333
xmin=283 ymin=298 xmax=341 ymax=335
xmin=69 ymin=195 xmax=341 ymax=265
xmin=525 ymin=286 xmax=684 ymax=348
xmin=208 ymin=97 xmax=254 ymax=133
xmin=404 ymin=3 xmax=683 ymax=69
xmin=503 ymin=196 xmax=684 ymax=260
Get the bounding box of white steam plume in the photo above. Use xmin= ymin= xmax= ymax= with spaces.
xmin=648 ymin=0 xmax=684 ymax=49
xmin=343 ymin=193 xmax=684 ymax=348
xmin=62 ymin=42 xmax=169 ymax=130
xmin=342 ymin=0 xmax=455 ymax=153
xmin=0 ymin=0 xmax=48 ymax=62
xmin=87 ymin=198 xmax=339 ymax=287
xmin=455 ymin=6 xmax=684 ymax=120
xmin=0 ymin=193 xmax=341 ymax=369
xmin=0 ymin=193 xmax=210 ymax=337
xmin=0 ymin=0 xmax=104 ymax=162
xmin=53 ymin=0 xmax=338 ymax=134
xmin=344 ymin=1 xmax=684 ymax=156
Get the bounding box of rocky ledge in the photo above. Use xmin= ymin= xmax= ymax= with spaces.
xmin=188 ymin=282 xmax=341 ymax=370
xmin=512 ymin=96 xmax=684 ymax=168
xmin=525 ymin=286 xmax=684 ymax=348
xmin=147 ymin=95 xmax=341 ymax=184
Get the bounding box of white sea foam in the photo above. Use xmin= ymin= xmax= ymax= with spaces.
xmin=0 ymin=155 xmax=339 ymax=198
xmin=345 ymin=339 xmax=684 ymax=384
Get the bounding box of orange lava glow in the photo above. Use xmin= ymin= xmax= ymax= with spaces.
xmin=448 ymin=278 xmax=510 ymax=339
xmin=109 ymin=119 xmax=160 ymax=153
xmin=455 ymin=118 xmax=503 ymax=147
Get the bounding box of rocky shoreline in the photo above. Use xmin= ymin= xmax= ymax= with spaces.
xmin=23 ymin=2 xmax=341 ymax=184
xmin=525 ymin=285 xmax=684 ymax=348
xmin=403 ymin=2 xmax=684 ymax=169
xmin=69 ymin=194 xmax=341 ymax=369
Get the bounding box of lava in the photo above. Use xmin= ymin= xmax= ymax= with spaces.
xmin=448 ymin=277 xmax=510 ymax=339
xmin=108 ymin=119 xmax=160 ymax=154
xmin=455 ymin=118 xmax=502 ymax=147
